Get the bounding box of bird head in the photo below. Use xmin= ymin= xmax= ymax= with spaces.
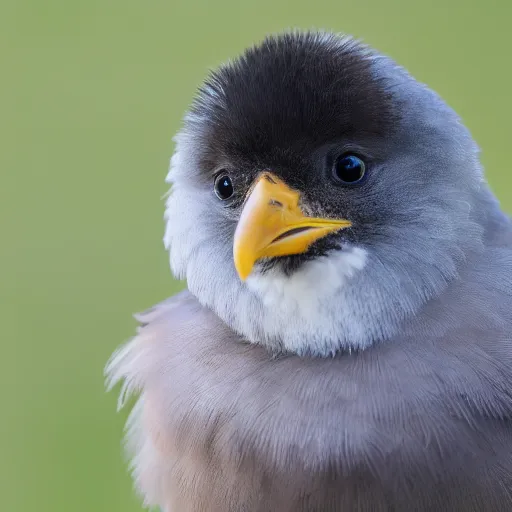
xmin=164 ymin=31 xmax=486 ymax=356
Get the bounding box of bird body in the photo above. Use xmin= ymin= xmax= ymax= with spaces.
xmin=107 ymin=32 xmax=512 ymax=511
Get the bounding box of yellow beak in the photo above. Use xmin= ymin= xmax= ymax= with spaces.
xmin=233 ymin=172 xmax=352 ymax=281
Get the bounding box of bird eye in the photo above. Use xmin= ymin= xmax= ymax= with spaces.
xmin=214 ymin=174 xmax=234 ymax=200
xmin=332 ymin=154 xmax=367 ymax=184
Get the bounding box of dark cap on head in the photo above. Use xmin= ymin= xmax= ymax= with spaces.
xmin=189 ymin=32 xmax=398 ymax=175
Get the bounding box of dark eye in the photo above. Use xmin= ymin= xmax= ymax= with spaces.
xmin=214 ymin=174 xmax=234 ymax=200
xmin=332 ymin=154 xmax=367 ymax=184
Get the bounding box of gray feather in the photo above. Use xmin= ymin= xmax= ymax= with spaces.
xmin=107 ymin=246 xmax=512 ymax=511
xmin=106 ymin=31 xmax=512 ymax=511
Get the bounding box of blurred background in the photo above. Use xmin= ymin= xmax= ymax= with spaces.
xmin=2 ymin=0 xmax=511 ymax=510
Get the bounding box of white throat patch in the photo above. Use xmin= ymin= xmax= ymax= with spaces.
xmin=243 ymin=247 xmax=368 ymax=354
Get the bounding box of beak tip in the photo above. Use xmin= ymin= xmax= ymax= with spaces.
xmin=234 ymin=257 xmax=252 ymax=282
xmin=236 ymin=267 xmax=251 ymax=282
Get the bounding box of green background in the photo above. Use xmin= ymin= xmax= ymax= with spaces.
xmin=2 ymin=0 xmax=511 ymax=510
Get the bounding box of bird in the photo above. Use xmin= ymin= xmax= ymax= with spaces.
xmin=106 ymin=31 xmax=512 ymax=511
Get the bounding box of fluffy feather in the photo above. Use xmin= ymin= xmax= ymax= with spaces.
xmin=164 ymin=31 xmax=489 ymax=355
xmin=107 ymin=30 xmax=512 ymax=511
